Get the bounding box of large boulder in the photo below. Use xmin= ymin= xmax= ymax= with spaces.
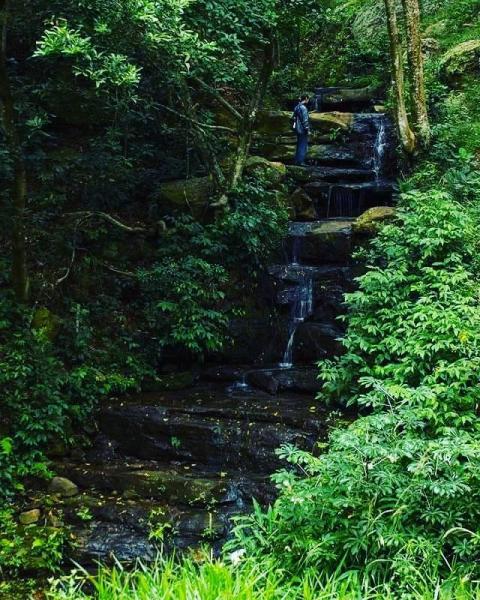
xmin=244 ymin=156 xmax=286 ymax=187
xmin=48 ymin=476 xmax=79 ymax=498
xmin=440 ymin=40 xmax=480 ymax=82
xmin=320 ymin=85 xmax=379 ymax=105
xmin=154 ymin=177 xmax=215 ymax=217
xmin=254 ymin=111 xmax=354 ymax=138
xmin=299 ymin=220 xmax=353 ymax=264
xmin=293 ymin=322 xmax=344 ymax=363
xmin=353 ymin=206 xmax=396 ymax=236
xmin=289 ymin=187 xmax=317 ymax=221
xmin=255 ymin=110 xmax=293 ymax=136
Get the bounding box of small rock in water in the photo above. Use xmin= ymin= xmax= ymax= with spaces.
xmin=48 ymin=476 xmax=79 ymax=497
xmin=19 ymin=509 xmax=41 ymax=525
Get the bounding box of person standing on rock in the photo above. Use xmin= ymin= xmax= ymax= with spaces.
xmin=293 ymin=95 xmax=310 ymax=166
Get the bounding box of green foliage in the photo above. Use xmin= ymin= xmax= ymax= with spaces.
xmin=46 ymin=554 xmax=480 ymax=599
xmin=138 ymin=185 xmax=287 ymax=354
xmin=229 ymin=189 xmax=480 ymax=586
xmin=139 ymin=257 xmax=229 ymax=353
xmin=320 ymin=189 xmax=480 ymax=404
xmin=0 ymin=508 xmax=65 ymax=574
xmin=0 ymin=297 xmax=137 ymax=498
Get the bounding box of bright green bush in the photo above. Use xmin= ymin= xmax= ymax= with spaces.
xmin=0 ymin=508 xmax=65 ymax=574
xmin=139 ymin=183 xmax=288 ymax=354
xmin=0 ymin=297 xmax=136 ymax=498
xmin=230 ymin=189 xmax=480 ymax=586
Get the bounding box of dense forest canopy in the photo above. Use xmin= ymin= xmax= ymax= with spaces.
xmin=2 ymin=0 xmax=480 ymax=597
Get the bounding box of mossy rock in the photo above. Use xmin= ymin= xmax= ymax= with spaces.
xmin=142 ymin=371 xmax=195 ymax=392
xmin=49 ymin=476 xmax=79 ymax=498
xmin=440 ymin=40 xmax=480 ymax=81
xmin=309 ymin=112 xmax=354 ymax=132
xmin=353 ymin=206 xmax=396 ymax=236
xmin=154 ymin=177 xmax=215 ymax=217
xmin=254 ymin=110 xmax=354 ymax=139
xmin=254 ymin=110 xmax=293 ymax=136
xmin=244 ymin=156 xmax=286 ymax=187
xmin=31 ymin=307 xmax=61 ymax=341
xmin=19 ymin=509 xmax=41 ymax=525
xmin=289 ymin=187 xmax=316 ymax=221
xmin=286 ymin=165 xmax=313 ymax=183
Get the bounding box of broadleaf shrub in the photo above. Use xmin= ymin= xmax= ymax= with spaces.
xmin=230 ymin=189 xmax=480 ymax=586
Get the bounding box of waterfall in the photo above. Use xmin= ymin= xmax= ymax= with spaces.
xmin=291 ymin=237 xmax=301 ymax=266
xmin=279 ymin=239 xmax=314 ymax=368
xmin=325 ymin=186 xmax=359 ymax=218
xmin=372 ymin=115 xmax=387 ymax=181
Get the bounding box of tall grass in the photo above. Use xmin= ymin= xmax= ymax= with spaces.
xmin=47 ymin=554 xmax=480 ymax=600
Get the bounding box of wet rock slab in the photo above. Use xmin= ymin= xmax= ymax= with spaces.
xmin=245 ymin=367 xmax=324 ymax=394
xmin=287 ymin=165 xmax=375 ymax=184
xmin=62 ymin=491 xmax=239 ymax=564
xmin=284 ymin=220 xmax=354 ymax=264
xmin=87 ymin=385 xmax=330 ymax=472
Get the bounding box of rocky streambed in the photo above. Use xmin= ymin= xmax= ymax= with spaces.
xmin=17 ymin=87 xmax=398 ymax=568
xmin=47 ymin=383 xmax=348 ymax=564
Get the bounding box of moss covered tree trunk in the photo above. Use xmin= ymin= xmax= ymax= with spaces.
xmin=230 ymin=41 xmax=275 ymax=190
xmin=0 ymin=0 xmax=29 ymax=302
xmin=401 ymin=0 xmax=430 ymax=147
xmin=384 ymin=0 xmax=416 ymax=155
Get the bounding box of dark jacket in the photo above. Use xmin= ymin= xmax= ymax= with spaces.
xmin=294 ymin=103 xmax=310 ymax=135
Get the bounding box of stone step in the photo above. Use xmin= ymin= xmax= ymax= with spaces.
xmin=89 ymin=386 xmax=329 ymax=471
xmin=257 ymin=143 xmax=367 ymax=167
xmin=57 ymin=470 xmax=274 ymax=564
xmin=302 ymin=180 xmax=395 ymax=219
xmin=57 ymin=460 xmax=273 ymax=506
xmin=282 ymin=220 xmax=354 ymax=265
xmin=268 ymin=263 xmax=352 ymax=284
xmin=269 ymin=264 xmax=353 ymax=323
xmin=287 ymin=165 xmax=376 ymax=184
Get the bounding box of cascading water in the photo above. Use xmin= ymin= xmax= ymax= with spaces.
xmin=227 ymin=372 xmax=251 ymax=393
xmin=372 ymin=115 xmax=387 ymax=181
xmin=291 ymin=236 xmax=301 ymax=266
xmin=279 ymin=235 xmax=314 ymax=368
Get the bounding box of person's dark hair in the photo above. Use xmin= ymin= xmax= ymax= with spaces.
xmin=299 ymin=94 xmax=310 ymax=102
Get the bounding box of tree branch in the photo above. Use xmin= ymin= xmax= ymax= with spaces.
xmin=100 ymin=262 xmax=137 ymax=278
xmin=65 ymin=211 xmax=150 ymax=233
xmin=157 ymin=102 xmax=237 ymax=134
xmin=190 ymin=76 xmax=243 ymax=122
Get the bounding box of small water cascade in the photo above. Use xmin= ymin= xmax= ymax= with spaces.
xmin=227 ymin=372 xmax=251 ymax=393
xmin=291 ymin=236 xmax=301 ymax=266
xmin=279 ymin=236 xmax=314 ymax=368
xmin=372 ymin=115 xmax=387 ymax=181
xmin=325 ymin=185 xmax=359 ymax=218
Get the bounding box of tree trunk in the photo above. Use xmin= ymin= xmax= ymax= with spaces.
xmin=383 ymin=0 xmax=416 ymax=155
xmin=401 ymin=0 xmax=430 ymax=147
xmin=229 ymin=41 xmax=275 ymax=190
xmin=0 ymin=0 xmax=29 ymax=302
